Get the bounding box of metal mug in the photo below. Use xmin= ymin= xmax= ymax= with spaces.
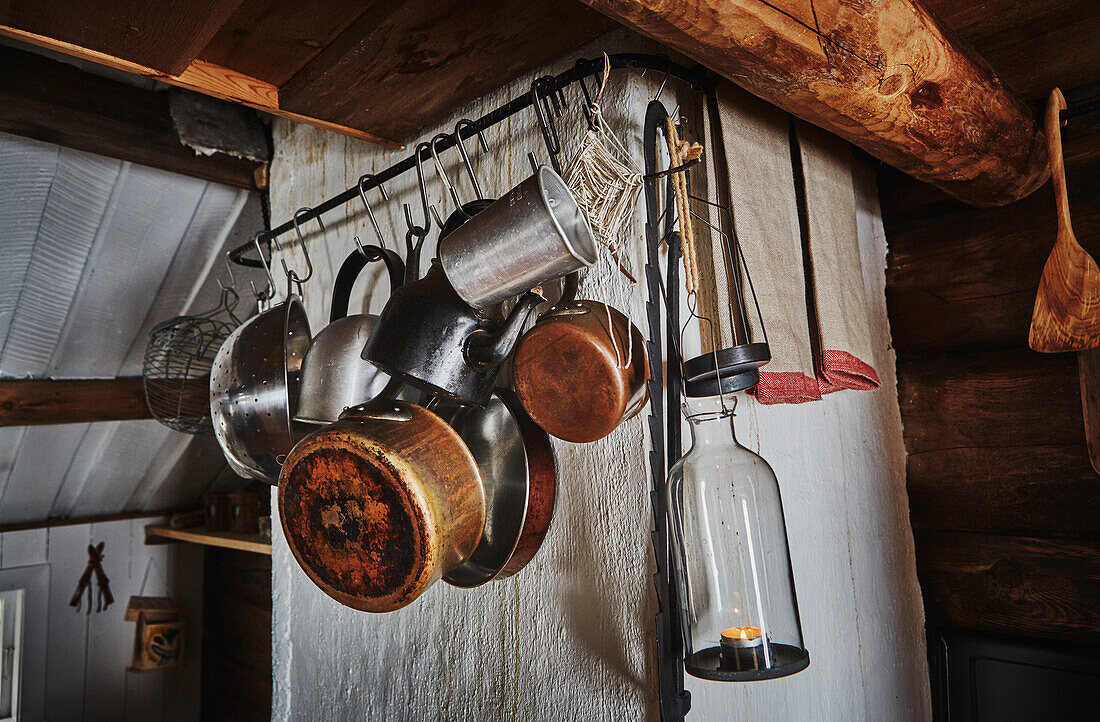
xmin=437 ymin=166 xmax=598 ymax=311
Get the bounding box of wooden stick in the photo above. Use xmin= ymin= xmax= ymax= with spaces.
xmin=0 ymin=509 xmax=175 ymax=534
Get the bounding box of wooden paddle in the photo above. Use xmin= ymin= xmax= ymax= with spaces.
xmin=1029 ymin=88 xmax=1100 ymax=352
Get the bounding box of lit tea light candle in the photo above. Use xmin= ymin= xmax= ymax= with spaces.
xmin=719 ymin=626 xmax=766 ymax=670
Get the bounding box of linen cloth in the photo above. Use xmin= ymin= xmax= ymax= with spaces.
xmin=689 ymin=84 xmax=879 ymax=403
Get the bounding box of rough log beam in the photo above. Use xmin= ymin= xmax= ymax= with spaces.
xmin=0 ymin=377 xmax=201 ymax=427
xmin=577 ymin=0 xmax=1049 ymax=206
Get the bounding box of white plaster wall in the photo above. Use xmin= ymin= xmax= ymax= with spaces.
xmin=268 ymin=34 xmax=930 ymax=722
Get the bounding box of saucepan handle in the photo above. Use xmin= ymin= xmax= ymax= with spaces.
xmin=330 ymin=246 xmax=405 ymax=322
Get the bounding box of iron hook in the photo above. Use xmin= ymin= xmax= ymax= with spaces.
xmin=403 ymin=142 xmax=433 ymax=236
xmin=249 ymin=232 xmax=276 ymax=302
xmin=430 ymin=133 xmax=472 ymax=219
xmin=357 ymin=173 xmax=390 ymax=250
xmin=529 ymin=76 xmax=562 ymax=174
xmin=217 ymin=250 xmax=236 ymax=290
xmin=454 ymin=119 xmax=487 ymax=200
xmin=575 ymin=62 xmax=599 ymax=132
xmin=284 ymin=207 xmax=319 ymax=286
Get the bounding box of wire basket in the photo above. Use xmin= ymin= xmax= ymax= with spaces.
xmin=143 ymin=289 xmax=241 ymax=434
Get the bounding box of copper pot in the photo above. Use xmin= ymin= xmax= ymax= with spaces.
xmin=513 ymin=300 xmax=648 ymax=443
xmin=278 ymin=400 xmax=485 ymax=612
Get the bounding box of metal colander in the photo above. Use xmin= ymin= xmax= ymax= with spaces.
xmin=143 ymin=288 xmax=241 ymax=434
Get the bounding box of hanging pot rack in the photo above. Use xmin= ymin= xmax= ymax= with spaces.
xmin=227 ymin=53 xmax=715 ymax=269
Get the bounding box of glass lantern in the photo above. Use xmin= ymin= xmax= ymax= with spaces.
xmin=668 ymin=398 xmax=810 ymax=681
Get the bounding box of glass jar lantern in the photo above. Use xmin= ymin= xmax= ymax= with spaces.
xmin=668 ymin=400 xmax=810 ymax=681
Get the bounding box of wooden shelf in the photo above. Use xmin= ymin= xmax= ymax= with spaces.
xmin=144 ymin=524 xmax=271 ymax=555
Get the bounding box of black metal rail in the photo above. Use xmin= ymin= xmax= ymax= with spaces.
xmin=228 ymin=53 xmax=714 ymax=267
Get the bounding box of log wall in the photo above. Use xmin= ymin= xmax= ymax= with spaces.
xmin=882 ymin=96 xmax=1100 ymax=643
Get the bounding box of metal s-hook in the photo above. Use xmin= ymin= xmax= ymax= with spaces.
xmin=454 ymin=119 xmax=487 ymax=200
xmin=575 ymin=60 xmax=599 ymax=132
xmin=249 ymin=232 xmax=276 ymax=303
xmin=284 ymin=207 xmax=319 ymax=289
xmin=217 ymin=250 xmax=236 ymax=290
xmin=640 ymin=56 xmax=672 ymax=101
xmin=403 ymin=142 xmax=433 ymax=237
xmin=530 ymin=76 xmax=562 ymax=174
xmin=357 ymin=174 xmax=389 ymax=250
xmin=430 ymin=133 xmax=471 ymax=219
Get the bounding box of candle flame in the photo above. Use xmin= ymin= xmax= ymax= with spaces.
xmin=721 ymin=626 xmax=762 ymax=641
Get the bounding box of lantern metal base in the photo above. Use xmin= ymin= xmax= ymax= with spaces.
xmin=682 ymin=343 xmax=771 ymax=397
xmin=685 ymin=644 xmax=810 ymax=682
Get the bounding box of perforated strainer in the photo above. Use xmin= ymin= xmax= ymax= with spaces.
xmin=209 ymin=296 xmax=311 ymax=484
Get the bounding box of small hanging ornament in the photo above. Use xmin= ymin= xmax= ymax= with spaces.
xmin=126 ymin=597 xmax=185 ymax=672
xmin=69 ymin=542 xmax=114 ymax=614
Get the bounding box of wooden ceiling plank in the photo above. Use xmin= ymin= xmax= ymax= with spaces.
xmin=577 ymin=0 xmax=1048 ymax=206
xmin=68 ymin=186 xmax=249 ymax=519
xmin=278 ymin=0 xmax=615 ymax=144
xmin=0 ymin=0 xmax=246 ymax=76
xmin=0 ymin=150 xmax=122 ymax=376
xmin=965 ymin=9 xmax=1100 ymax=102
xmin=199 ymin=0 xmax=371 ymax=87
xmin=0 ymin=134 xmax=58 ymax=352
xmin=922 ymin=0 xmax=1084 ymax=47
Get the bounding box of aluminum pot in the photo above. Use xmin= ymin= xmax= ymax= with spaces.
xmin=437 ymin=166 xmax=598 ymax=311
xmin=295 ymin=245 xmax=404 ymax=425
xmin=278 ymin=399 xmax=485 ymax=612
xmin=210 ymin=297 xmax=311 ymax=484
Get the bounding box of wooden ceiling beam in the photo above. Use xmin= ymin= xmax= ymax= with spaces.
xmin=0 ymin=45 xmax=260 ymax=189
xmin=0 ymin=0 xmax=245 ymax=75
xmin=0 ymin=24 xmax=393 ymax=146
xmin=576 ymin=0 xmax=1050 ymax=207
xmin=199 ymin=0 xmax=370 ymax=88
xmin=0 ymin=377 xmax=201 ymax=427
xmin=278 ymin=0 xmax=615 ymax=144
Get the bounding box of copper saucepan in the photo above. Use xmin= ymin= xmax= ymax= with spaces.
xmin=278 ymin=399 xmax=485 ymax=612
xmin=513 ymin=299 xmax=648 ymax=443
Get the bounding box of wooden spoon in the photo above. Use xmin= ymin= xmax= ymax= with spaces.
xmin=1029 ymin=88 xmax=1100 ymax=352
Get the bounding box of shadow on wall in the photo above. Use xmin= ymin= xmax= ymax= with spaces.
xmin=564 ymin=453 xmax=651 ymax=692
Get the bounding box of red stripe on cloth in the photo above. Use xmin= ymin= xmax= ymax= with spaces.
xmin=819 ymin=349 xmax=880 ymax=392
xmin=752 ymin=371 xmax=822 ymax=404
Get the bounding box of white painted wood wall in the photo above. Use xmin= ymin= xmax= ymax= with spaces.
xmin=0 ymin=517 xmax=202 ymax=721
xmin=0 ymin=132 xmax=265 ymax=526
xmin=269 ymin=33 xmax=931 ymax=721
